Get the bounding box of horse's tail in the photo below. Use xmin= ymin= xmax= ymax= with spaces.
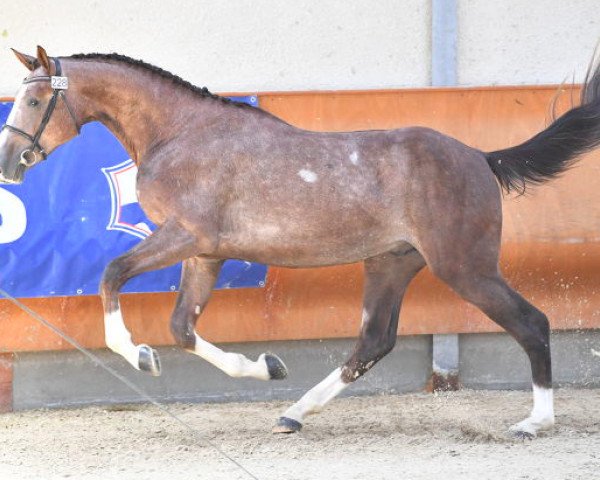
xmin=485 ymin=52 xmax=600 ymax=194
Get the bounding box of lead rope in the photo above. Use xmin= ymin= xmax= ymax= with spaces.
xmin=0 ymin=287 xmax=261 ymax=480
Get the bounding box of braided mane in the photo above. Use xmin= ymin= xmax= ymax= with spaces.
xmin=67 ymin=53 xmax=248 ymax=107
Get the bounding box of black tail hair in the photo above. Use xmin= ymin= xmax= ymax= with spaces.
xmin=485 ymin=51 xmax=600 ymax=194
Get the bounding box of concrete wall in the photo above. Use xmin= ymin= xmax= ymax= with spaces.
xmin=0 ymin=0 xmax=431 ymax=95
xmin=460 ymin=330 xmax=600 ymax=390
xmin=11 ymin=330 xmax=600 ymax=410
xmin=1 ymin=0 xmax=598 ymax=96
xmin=458 ymin=0 xmax=600 ymax=86
xmin=13 ymin=337 xmax=432 ymax=410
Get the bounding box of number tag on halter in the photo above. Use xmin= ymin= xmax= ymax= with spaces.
xmin=51 ymin=76 xmax=69 ymax=90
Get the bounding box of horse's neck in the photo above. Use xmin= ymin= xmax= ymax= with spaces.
xmin=71 ymin=62 xmax=198 ymax=163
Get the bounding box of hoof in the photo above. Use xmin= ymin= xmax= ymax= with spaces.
xmin=510 ymin=429 xmax=535 ymax=440
xmin=265 ymin=353 xmax=288 ymax=380
xmin=272 ymin=416 xmax=302 ymax=434
xmin=509 ymin=422 xmax=536 ymax=440
xmin=138 ymin=345 xmax=161 ymax=376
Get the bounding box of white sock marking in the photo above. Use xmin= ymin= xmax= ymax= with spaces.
xmin=510 ymin=384 xmax=555 ymax=435
xmin=530 ymin=384 xmax=554 ymax=422
xmin=192 ymin=333 xmax=270 ymax=380
xmin=298 ymin=169 xmax=318 ymax=183
xmin=282 ymin=367 xmax=348 ymax=422
xmin=104 ymin=309 xmax=141 ymax=369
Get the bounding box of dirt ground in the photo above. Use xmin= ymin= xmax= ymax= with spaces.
xmin=0 ymin=388 xmax=598 ymax=480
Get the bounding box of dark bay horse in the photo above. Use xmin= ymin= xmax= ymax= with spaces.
xmin=1 ymin=46 xmax=600 ymax=438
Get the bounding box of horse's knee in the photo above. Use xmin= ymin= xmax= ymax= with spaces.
xmin=342 ymin=335 xmax=396 ymax=383
xmin=509 ymin=306 xmax=552 ymax=387
xmin=100 ymin=257 xmax=129 ymax=296
xmin=170 ymin=311 xmax=197 ymax=350
xmin=170 ymin=300 xmax=198 ymax=350
xmin=519 ymin=309 xmax=550 ymax=353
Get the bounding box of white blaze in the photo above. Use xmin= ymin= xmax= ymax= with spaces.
xmin=5 ymin=86 xmax=26 ymax=126
xmin=349 ymin=151 xmax=359 ymax=165
xmin=0 ymin=86 xmax=26 ymax=148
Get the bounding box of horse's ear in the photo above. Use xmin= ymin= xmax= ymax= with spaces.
xmin=36 ymin=45 xmax=52 ymax=73
xmin=11 ymin=48 xmax=39 ymax=71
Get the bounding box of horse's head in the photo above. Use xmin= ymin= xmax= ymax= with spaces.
xmin=0 ymin=46 xmax=80 ymax=184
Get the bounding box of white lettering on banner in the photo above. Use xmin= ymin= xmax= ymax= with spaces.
xmin=0 ymin=188 xmax=27 ymax=243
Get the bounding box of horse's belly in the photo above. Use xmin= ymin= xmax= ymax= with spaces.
xmin=215 ymin=173 xmax=412 ymax=266
xmin=215 ymin=221 xmax=407 ymax=267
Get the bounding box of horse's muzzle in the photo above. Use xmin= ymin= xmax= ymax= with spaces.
xmin=0 ymin=171 xmax=23 ymax=184
xmin=0 ymin=156 xmax=26 ymax=185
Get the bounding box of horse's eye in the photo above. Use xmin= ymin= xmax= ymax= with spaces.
xmin=28 ymin=98 xmax=39 ymax=107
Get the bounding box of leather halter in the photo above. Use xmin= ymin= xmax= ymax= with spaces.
xmin=0 ymin=58 xmax=81 ymax=167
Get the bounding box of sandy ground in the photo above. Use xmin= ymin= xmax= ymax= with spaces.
xmin=0 ymin=389 xmax=598 ymax=480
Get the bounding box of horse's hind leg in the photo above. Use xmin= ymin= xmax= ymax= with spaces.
xmin=170 ymin=257 xmax=288 ymax=380
xmin=433 ymin=265 xmax=554 ymax=438
xmin=417 ymin=205 xmax=553 ymax=436
xmin=274 ymin=248 xmax=425 ymax=433
xmin=100 ymin=223 xmax=200 ymax=375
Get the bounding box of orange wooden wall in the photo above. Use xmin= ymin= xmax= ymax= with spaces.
xmin=1 ymin=85 xmax=599 ymax=353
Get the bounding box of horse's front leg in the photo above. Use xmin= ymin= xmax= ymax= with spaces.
xmin=170 ymin=257 xmax=288 ymax=380
xmin=100 ymin=222 xmax=200 ymax=375
xmin=274 ymin=249 xmax=425 ymax=433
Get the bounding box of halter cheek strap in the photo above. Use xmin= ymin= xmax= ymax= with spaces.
xmin=0 ymin=58 xmax=81 ymax=167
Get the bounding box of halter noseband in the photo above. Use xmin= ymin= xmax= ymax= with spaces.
xmin=0 ymin=58 xmax=81 ymax=167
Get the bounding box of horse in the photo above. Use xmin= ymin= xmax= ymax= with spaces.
xmin=1 ymin=46 xmax=599 ymax=438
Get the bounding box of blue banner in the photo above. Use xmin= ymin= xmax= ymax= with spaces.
xmin=0 ymin=97 xmax=267 ymax=298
